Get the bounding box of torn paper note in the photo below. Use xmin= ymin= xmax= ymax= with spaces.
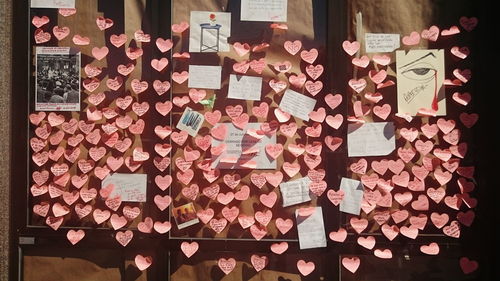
xmin=296 ymin=206 xmax=327 ymax=249
xmin=188 ymin=65 xmax=222 ymax=89
xmin=347 ymin=122 xmax=395 ymax=157
xmin=102 ymin=173 xmax=147 ymax=202
xmin=280 ymin=177 xmax=313 ymax=207
xmin=240 ymin=0 xmax=288 ymax=22
xmin=365 ymin=33 xmax=400 ymax=53
xmin=279 ymin=89 xmax=317 ymax=121
xmin=228 ymin=74 xmax=262 ymax=101
xmin=339 ymin=178 xmax=364 ymax=215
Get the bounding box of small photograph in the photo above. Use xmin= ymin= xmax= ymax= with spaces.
xmin=189 ymin=11 xmax=231 ymax=53
xmin=176 ymin=107 xmax=205 ymax=137
xmin=172 ymin=202 xmax=199 ymax=229
xmin=35 ymin=47 xmax=81 ymax=111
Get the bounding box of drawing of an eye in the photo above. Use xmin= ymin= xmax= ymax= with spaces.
xmin=401 ymin=62 xmax=436 ymax=81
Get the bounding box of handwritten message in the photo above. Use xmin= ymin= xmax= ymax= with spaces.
xmin=102 ymin=173 xmax=147 ymax=202
xmin=188 ymin=65 xmax=222 ymax=89
xmin=279 ymin=89 xmax=317 ymax=121
xmin=347 ymin=122 xmax=395 ymax=157
xmin=365 ymin=33 xmax=400 ymax=53
xmin=241 ymin=0 xmax=288 ymax=22
xmin=339 ymin=178 xmax=364 ymax=215
xmin=228 ymin=75 xmax=263 ymax=100
xmin=280 ymin=177 xmax=313 ymax=207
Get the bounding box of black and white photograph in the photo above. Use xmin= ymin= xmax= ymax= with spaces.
xmin=36 ymin=47 xmax=81 ymax=111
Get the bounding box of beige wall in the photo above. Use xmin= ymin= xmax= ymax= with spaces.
xmin=0 ymin=0 xmax=11 ymax=280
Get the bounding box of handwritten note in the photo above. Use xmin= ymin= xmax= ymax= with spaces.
xmin=365 ymin=33 xmax=400 ymax=53
xmin=296 ymin=207 xmax=327 ymax=249
xmin=188 ymin=65 xmax=222 ymax=89
xmin=31 ymin=0 xmax=75 ymax=8
xmin=339 ymin=178 xmax=364 ymax=215
xmin=102 ymin=173 xmax=147 ymax=202
xmin=279 ymin=177 xmax=313 ymax=207
xmin=240 ymin=0 xmax=288 ymax=22
xmin=347 ymin=122 xmax=395 ymax=157
xmin=228 ymin=75 xmax=262 ymax=100
xmin=279 ymin=89 xmax=317 ymax=121
xmin=211 ymin=123 xmax=276 ymax=169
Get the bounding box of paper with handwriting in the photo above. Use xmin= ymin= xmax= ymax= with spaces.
xmin=228 ymin=74 xmax=262 ymax=100
xmin=365 ymin=33 xmax=400 ymax=53
xmin=102 ymin=173 xmax=147 ymax=202
xmin=279 ymin=89 xmax=317 ymax=121
xmin=347 ymin=122 xmax=395 ymax=157
xmin=240 ymin=0 xmax=288 ymax=22
xmin=188 ymin=65 xmax=222 ymax=89
xmin=339 ymin=177 xmax=364 ymax=215
xmin=280 ymin=177 xmax=313 ymax=207
xmin=296 ymin=206 xmax=327 ymax=249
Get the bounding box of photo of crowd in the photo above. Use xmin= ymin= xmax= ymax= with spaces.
xmin=36 ymin=47 xmax=81 ymax=111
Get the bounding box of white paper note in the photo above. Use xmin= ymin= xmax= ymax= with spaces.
xmin=240 ymin=0 xmax=288 ymax=22
xmin=189 ymin=11 xmax=231 ymax=53
xmin=31 ymin=0 xmax=75 ymax=8
xmin=279 ymin=89 xmax=317 ymax=121
xmin=228 ymin=74 xmax=262 ymax=100
xmin=279 ymin=177 xmax=313 ymax=207
xmin=347 ymin=122 xmax=395 ymax=157
xmin=188 ymin=65 xmax=222 ymax=89
xmin=211 ymin=123 xmax=276 ymax=169
xmin=339 ymin=178 xmax=364 ymax=215
xmin=296 ymin=207 xmax=327 ymax=249
xmin=176 ymin=107 xmax=205 ymax=137
xmin=102 ymin=173 xmax=147 ymax=202
xmin=396 ymin=49 xmax=446 ymax=116
xmin=365 ymin=33 xmax=400 ymax=53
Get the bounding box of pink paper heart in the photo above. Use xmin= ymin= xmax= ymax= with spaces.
xmin=135 ymin=255 xmax=152 ymax=271
xmin=342 ymin=40 xmax=360 ymax=56
xmin=181 ymin=241 xmax=199 ymax=258
xmin=300 ymin=48 xmax=318 ymax=64
xmin=297 ymin=260 xmax=315 ymax=276
xmin=402 ymin=31 xmax=420 ymax=46
xmin=218 ymin=258 xmax=236 ymax=275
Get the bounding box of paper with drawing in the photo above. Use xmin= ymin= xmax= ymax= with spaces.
xmin=189 ymin=11 xmax=231 ymax=53
xmin=396 ymin=49 xmax=446 ymax=116
xmin=279 ymin=89 xmax=317 ymax=121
